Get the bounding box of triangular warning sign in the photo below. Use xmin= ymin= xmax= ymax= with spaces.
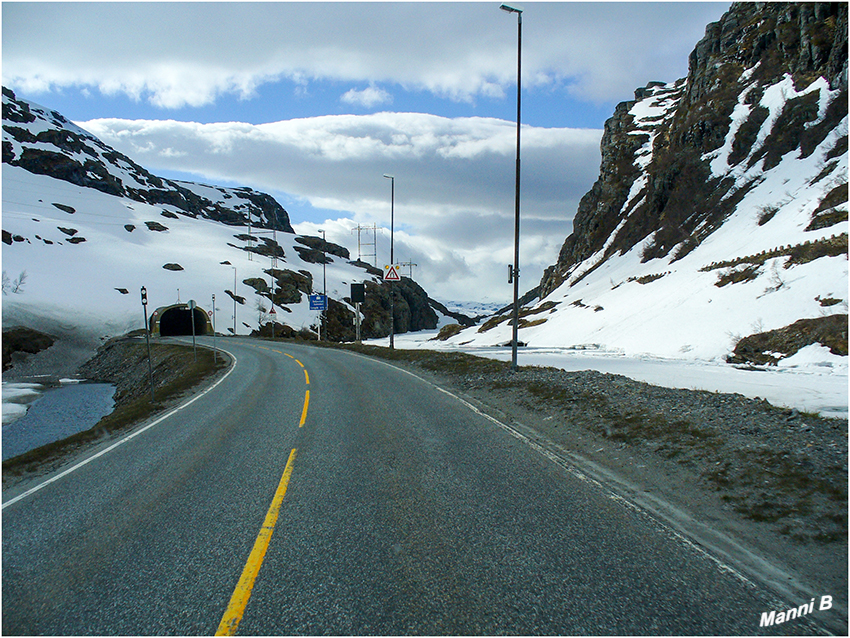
xmin=384 ymin=265 xmax=401 ymax=281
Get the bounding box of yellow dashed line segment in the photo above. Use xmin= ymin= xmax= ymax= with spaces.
xmin=215 ymin=448 xmax=298 ymax=636
xmin=299 ymin=391 xmax=310 ymax=427
xmin=216 ymin=345 xmax=311 ymax=633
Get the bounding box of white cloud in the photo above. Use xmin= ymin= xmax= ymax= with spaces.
xmin=3 ymin=2 xmax=730 ymax=109
xmin=79 ymin=112 xmax=601 ymax=302
xmin=341 ymin=85 xmax=393 ymax=108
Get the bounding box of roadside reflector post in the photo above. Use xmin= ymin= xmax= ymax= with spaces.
xmin=212 ymin=294 xmax=218 ymax=363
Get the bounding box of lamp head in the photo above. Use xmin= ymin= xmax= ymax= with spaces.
xmin=383 ymin=174 xmax=394 ymax=179
xmin=500 ymin=3 xmax=523 ymax=13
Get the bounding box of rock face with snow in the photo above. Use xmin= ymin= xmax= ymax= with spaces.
xmin=540 ymin=2 xmax=847 ymax=297
xmin=449 ymin=2 xmax=847 ymax=364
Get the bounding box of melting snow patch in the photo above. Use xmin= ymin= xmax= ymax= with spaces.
xmin=2 ymin=382 xmax=43 ymax=425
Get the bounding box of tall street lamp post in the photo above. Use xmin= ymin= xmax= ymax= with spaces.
xmin=320 ymin=229 xmax=327 ymax=340
xmin=232 ymin=266 xmax=237 ymax=336
xmin=383 ymin=173 xmax=395 ymax=350
xmin=501 ymin=2 xmax=523 ymax=372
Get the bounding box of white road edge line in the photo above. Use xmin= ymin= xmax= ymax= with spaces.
xmin=2 ymin=346 xmax=239 ymax=509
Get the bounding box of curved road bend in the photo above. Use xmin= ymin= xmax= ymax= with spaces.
xmin=2 ymin=338 xmax=823 ymax=635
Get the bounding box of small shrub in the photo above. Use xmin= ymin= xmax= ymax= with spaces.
xmin=433 ymin=323 xmax=464 ymax=341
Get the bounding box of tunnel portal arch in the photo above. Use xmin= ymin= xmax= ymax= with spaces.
xmin=151 ymin=303 xmax=213 ymax=337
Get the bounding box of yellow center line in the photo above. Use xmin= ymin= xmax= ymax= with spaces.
xmin=299 ymin=390 xmax=310 ymax=427
xmin=303 ymin=369 xmax=310 ymax=385
xmin=216 ymin=448 xmax=298 ymax=636
xmin=294 ymin=359 xmax=305 ymax=368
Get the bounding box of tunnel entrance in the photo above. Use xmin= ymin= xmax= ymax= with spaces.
xmin=151 ymin=304 xmax=213 ymax=336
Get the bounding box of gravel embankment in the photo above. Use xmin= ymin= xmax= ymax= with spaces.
xmin=457 ymin=366 xmax=846 ymax=541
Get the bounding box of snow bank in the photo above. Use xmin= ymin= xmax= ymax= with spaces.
xmin=367 ymin=331 xmax=848 ymax=418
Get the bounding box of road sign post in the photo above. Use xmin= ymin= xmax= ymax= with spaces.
xmin=141 ymin=286 xmax=155 ymax=403
xmin=188 ymin=299 xmax=197 ymax=361
xmin=309 ymin=294 xmax=327 ymax=340
xmin=383 ymin=265 xmax=401 ymax=349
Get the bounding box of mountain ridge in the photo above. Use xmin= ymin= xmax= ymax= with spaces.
xmin=2 ymin=87 xmax=295 ymax=234
xmin=2 ymin=89 xmax=461 ymax=356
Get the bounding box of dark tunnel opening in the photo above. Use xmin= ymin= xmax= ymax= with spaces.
xmin=158 ymin=307 xmax=209 ymax=336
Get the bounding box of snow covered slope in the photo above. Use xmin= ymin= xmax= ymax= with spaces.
xmin=2 ymin=163 xmax=374 ymax=337
xmin=2 ymin=89 xmax=456 ymax=347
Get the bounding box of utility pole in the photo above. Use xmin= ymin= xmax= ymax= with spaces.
xmin=270 ymin=261 xmax=276 ymax=340
xmin=400 ymin=260 xmax=418 ymax=279
xmin=352 ymin=223 xmax=379 ymax=266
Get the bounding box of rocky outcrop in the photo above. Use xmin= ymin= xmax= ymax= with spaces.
xmin=353 ymin=277 xmax=440 ymax=340
xmin=539 ymin=2 xmax=848 ymax=299
xmin=3 ymin=327 xmax=55 ymax=371
xmin=293 ymin=236 xmax=350 ymax=264
xmin=728 ymin=313 xmax=848 ymax=365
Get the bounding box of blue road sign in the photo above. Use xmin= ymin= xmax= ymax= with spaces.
xmin=309 ymin=294 xmax=327 ymax=311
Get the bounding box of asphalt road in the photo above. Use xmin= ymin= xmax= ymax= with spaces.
xmin=1 ymin=338 xmax=825 ymax=634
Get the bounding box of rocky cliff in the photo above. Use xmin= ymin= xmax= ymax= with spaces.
xmin=539 ymin=2 xmax=847 ymax=298
xmin=437 ymin=2 xmax=846 ymax=362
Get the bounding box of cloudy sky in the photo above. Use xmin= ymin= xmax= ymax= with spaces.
xmin=3 ymin=1 xmax=729 ymax=304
